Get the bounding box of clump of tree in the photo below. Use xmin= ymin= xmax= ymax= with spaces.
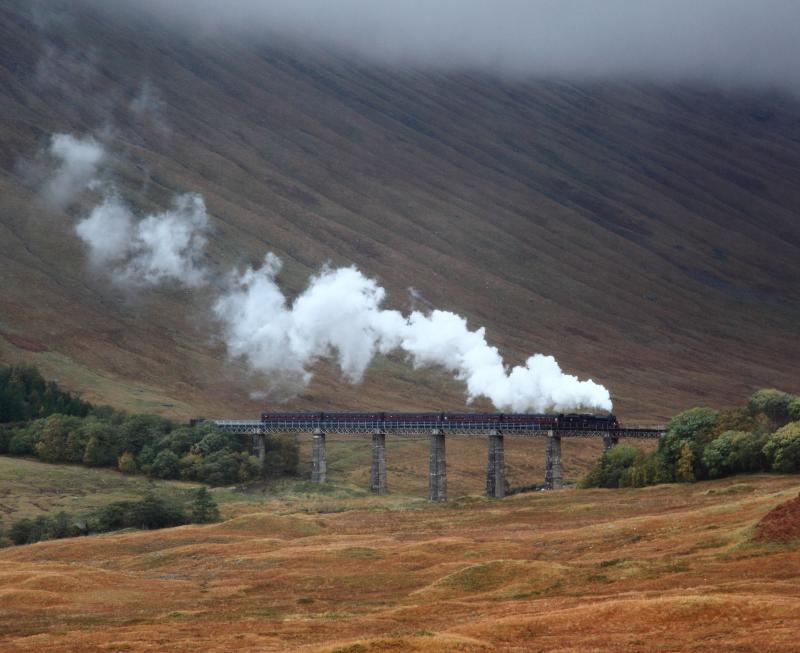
xmin=5 ymin=488 xmax=220 ymax=547
xmin=582 ymin=388 xmax=800 ymax=488
xmin=0 ymin=364 xmax=299 ymax=485
xmin=0 ymin=364 xmax=90 ymax=422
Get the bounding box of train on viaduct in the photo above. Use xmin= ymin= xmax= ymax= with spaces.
xmin=211 ymin=411 xmax=665 ymax=502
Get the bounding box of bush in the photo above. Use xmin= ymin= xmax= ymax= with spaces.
xmin=764 ymin=422 xmax=800 ymax=473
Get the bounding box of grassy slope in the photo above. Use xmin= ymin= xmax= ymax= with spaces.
xmin=0 ymin=455 xmax=214 ymax=522
xmin=0 ymin=475 xmax=799 ymax=651
xmin=0 ymin=0 xmax=798 ymax=422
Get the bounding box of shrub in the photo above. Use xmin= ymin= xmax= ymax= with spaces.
xmin=764 ymin=422 xmax=800 ymax=473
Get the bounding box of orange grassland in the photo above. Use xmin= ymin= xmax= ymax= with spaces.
xmin=1 ymin=471 xmax=800 ymax=652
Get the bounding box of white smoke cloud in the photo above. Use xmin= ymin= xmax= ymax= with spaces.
xmin=75 ymin=192 xmax=210 ymax=287
xmin=214 ymin=255 xmax=612 ymax=412
xmin=39 ymin=131 xmax=209 ymax=287
xmin=44 ymin=133 xmax=105 ymax=207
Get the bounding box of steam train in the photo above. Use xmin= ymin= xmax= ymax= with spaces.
xmin=260 ymin=411 xmax=619 ymax=431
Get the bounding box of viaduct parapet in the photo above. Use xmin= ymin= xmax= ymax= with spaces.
xmin=214 ymin=412 xmax=664 ymax=502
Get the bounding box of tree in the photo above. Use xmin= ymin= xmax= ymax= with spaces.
xmin=81 ymin=420 xmax=118 ymax=467
xmin=262 ymin=435 xmax=300 ymax=478
xmin=118 ymin=451 xmax=138 ymax=475
xmin=35 ymin=414 xmax=81 ymax=463
xmin=194 ymin=450 xmax=242 ymax=485
xmin=789 ymin=398 xmax=800 ymax=422
xmin=119 ymin=414 xmax=172 ymax=455
xmin=763 ymin=422 xmax=800 ymax=473
xmin=238 ymin=454 xmax=262 ymax=483
xmin=191 ymin=426 xmax=243 ymax=457
xmin=747 ymin=389 xmax=796 ymax=429
xmin=659 ymin=407 xmax=719 ymax=480
xmin=702 ymin=430 xmax=768 ymax=478
xmin=9 ymin=519 xmax=36 ymax=545
xmin=190 ymin=487 xmax=220 ymax=523
xmin=128 ymin=494 xmax=186 ymax=529
xmin=676 ymin=442 xmax=695 ymax=482
xmin=149 ymin=450 xmax=181 ymax=479
xmin=8 ymin=428 xmax=36 ymax=456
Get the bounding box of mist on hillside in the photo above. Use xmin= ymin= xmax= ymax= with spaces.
xmin=101 ymin=0 xmax=800 ymax=89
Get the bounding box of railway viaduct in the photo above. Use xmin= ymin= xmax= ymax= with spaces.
xmin=213 ymin=414 xmax=664 ymax=502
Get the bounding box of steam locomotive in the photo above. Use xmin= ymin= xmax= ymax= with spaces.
xmin=260 ymin=411 xmax=619 ymax=431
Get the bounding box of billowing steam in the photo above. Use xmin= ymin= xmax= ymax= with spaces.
xmin=43 ymin=131 xmax=613 ymax=412
xmin=214 ymin=255 xmax=612 ymax=412
xmin=44 ymin=133 xmax=209 ymax=287
xmin=75 ymin=192 xmax=210 ymax=287
xmin=44 ymin=133 xmax=105 ymax=207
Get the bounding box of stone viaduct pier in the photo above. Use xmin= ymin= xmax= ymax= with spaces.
xmin=214 ymin=412 xmax=664 ymax=501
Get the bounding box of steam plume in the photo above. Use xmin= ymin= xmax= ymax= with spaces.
xmin=214 ymin=255 xmax=612 ymax=412
xmin=75 ymin=192 xmax=210 ymax=287
xmin=43 ymin=132 xmax=209 ymax=287
xmin=44 ymin=133 xmax=105 ymax=207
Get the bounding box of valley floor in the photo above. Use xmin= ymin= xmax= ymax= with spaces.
xmin=1 ymin=475 xmax=799 ymax=651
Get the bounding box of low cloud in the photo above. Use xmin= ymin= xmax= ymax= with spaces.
xmin=113 ymin=0 xmax=800 ymax=89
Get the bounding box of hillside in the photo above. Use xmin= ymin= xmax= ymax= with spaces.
xmin=0 ymin=0 xmax=799 ymax=420
xmin=1 ymin=475 xmax=799 ymax=652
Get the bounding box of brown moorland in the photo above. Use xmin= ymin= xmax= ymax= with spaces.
xmin=1 ymin=474 xmax=799 ymax=652
xmin=0 ymin=0 xmax=798 ymax=421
